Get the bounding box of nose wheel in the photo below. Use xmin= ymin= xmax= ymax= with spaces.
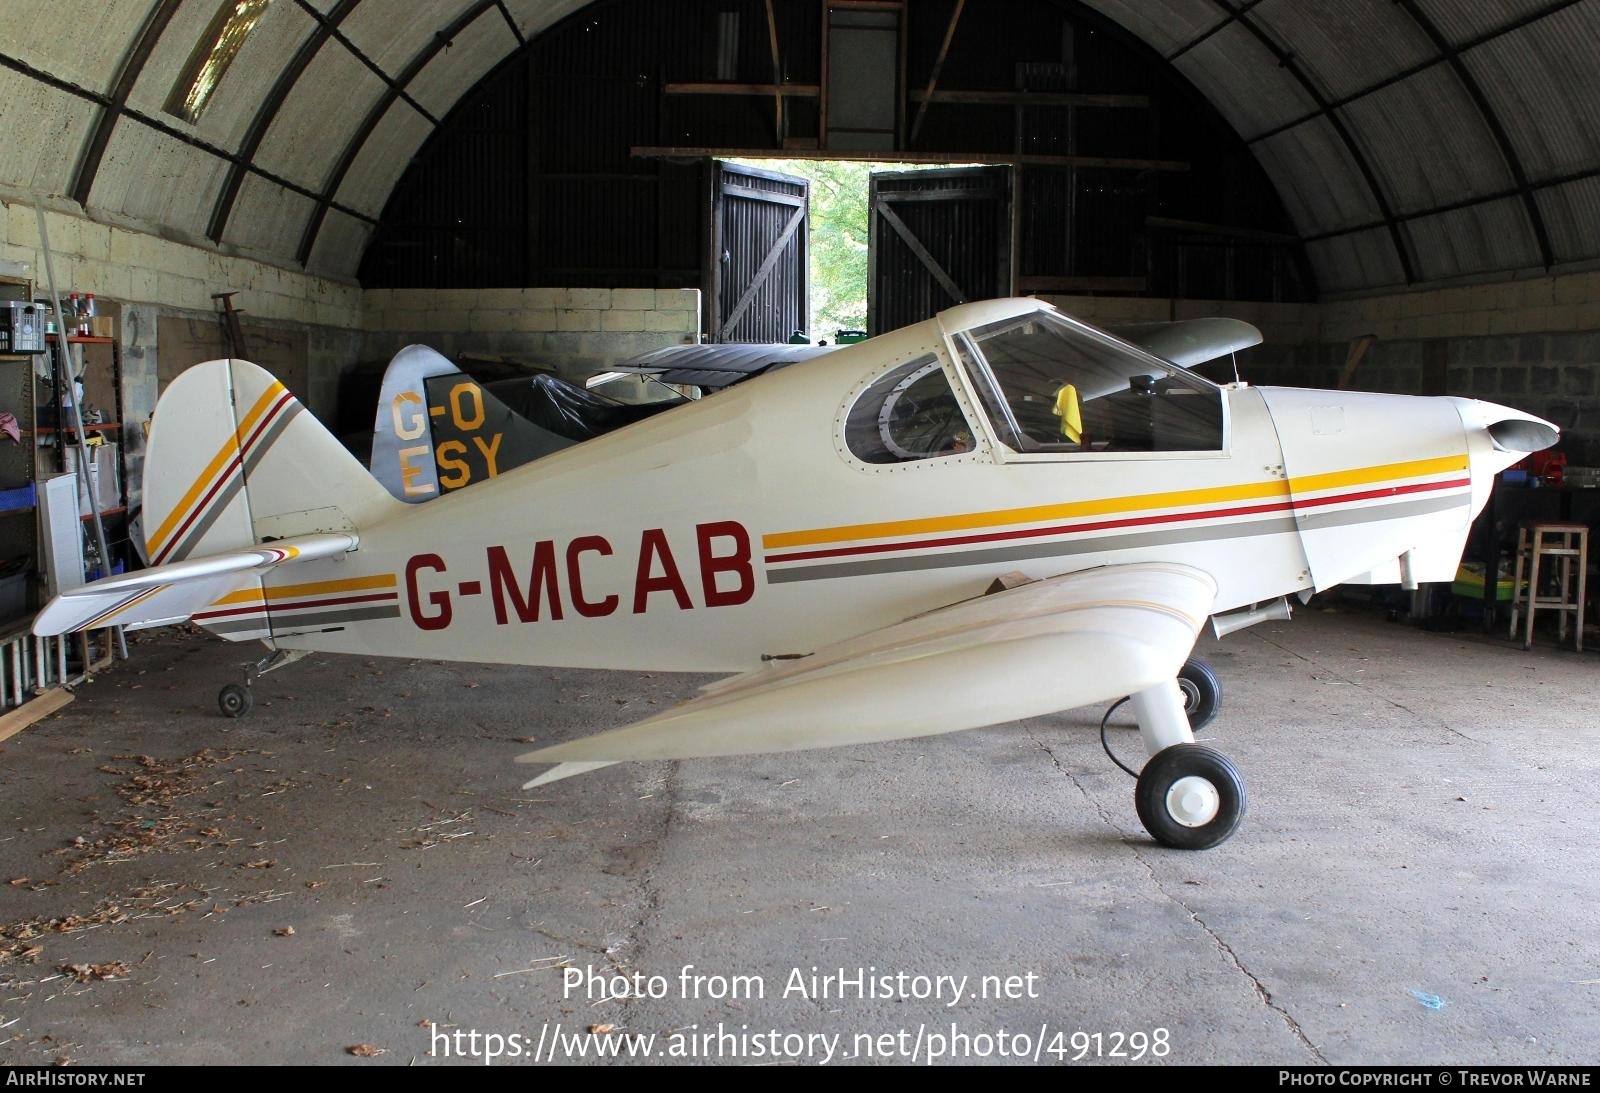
xmin=1111 ymin=678 xmax=1246 ymax=849
xmin=1134 ymin=743 xmax=1247 ymax=850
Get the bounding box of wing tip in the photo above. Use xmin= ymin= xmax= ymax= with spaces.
xmin=517 ymin=759 xmax=618 ymax=788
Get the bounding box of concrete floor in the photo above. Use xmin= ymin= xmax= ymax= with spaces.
xmin=0 ymin=606 xmax=1596 ymax=1066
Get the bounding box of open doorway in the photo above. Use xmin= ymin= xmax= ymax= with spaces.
xmin=715 ymin=158 xmax=1011 ymax=343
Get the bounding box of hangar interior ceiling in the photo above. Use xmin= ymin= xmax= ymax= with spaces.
xmin=2 ymin=0 xmax=1598 ymax=296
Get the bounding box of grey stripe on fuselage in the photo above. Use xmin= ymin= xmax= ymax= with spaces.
xmin=764 ymin=493 xmax=1467 ymax=584
xmin=200 ymin=603 xmax=400 ymax=637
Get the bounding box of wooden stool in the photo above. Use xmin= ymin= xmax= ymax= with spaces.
xmin=1508 ymin=521 xmax=1589 ymax=651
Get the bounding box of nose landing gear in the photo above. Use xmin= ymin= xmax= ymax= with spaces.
xmin=1107 ymin=663 xmax=1246 ymax=849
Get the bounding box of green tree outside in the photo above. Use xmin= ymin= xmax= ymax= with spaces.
xmin=731 ymin=159 xmax=953 ymax=341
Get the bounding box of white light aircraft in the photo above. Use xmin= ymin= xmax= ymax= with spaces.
xmin=34 ymin=298 xmax=1557 ymax=849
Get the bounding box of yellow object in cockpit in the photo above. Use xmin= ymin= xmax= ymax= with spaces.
xmin=1053 ymin=383 xmax=1083 ymax=444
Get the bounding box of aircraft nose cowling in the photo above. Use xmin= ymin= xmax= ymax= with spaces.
xmin=1487 ymin=417 xmax=1559 ymax=454
xmin=1448 ymin=398 xmax=1560 ymax=454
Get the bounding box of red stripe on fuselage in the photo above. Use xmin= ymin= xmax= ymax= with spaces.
xmin=763 ymin=477 xmax=1471 ymax=565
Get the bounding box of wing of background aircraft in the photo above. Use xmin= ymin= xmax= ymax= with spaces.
xmin=593 ymin=342 xmax=836 ymax=391
xmin=1109 ymin=317 xmax=1262 ymax=370
xmin=518 ymin=561 xmax=1217 ymax=786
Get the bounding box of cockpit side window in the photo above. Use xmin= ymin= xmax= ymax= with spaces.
xmin=964 ymin=313 xmax=1224 ymax=454
xmin=844 ymin=354 xmax=976 ymax=464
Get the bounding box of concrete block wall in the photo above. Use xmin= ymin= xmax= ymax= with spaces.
xmin=2 ymin=200 xmax=368 ymax=507
xmin=1248 ymin=272 xmax=1600 ymax=465
xmin=359 ymin=287 xmax=702 ymax=378
xmin=1 ymin=201 xmax=362 ymax=333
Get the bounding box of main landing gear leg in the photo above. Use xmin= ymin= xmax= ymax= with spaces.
xmin=218 ymin=648 xmax=309 ymax=719
xmin=1128 ymin=679 xmax=1246 ymax=850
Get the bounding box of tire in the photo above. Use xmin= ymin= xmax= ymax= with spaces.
xmin=1176 ymin=657 xmax=1222 ymax=732
xmin=218 ymin=683 xmax=253 ymax=719
xmin=1135 ymin=743 xmax=1246 ymax=850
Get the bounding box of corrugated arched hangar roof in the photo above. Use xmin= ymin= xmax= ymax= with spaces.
xmin=0 ymin=0 xmax=588 ymax=278
xmin=2 ymin=0 xmax=1596 ymax=295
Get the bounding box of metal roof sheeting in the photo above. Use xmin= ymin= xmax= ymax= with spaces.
xmin=1170 ymin=23 xmax=1318 ymax=137
xmin=1 ymin=0 xmax=1597 ymax=294
xmin=220 ymin=174 xmax=316 ymax=256
xmin=307 ymin=208 xmax=372 ymax=279
xmin=1464 ymin=5 xmax=1600 ymax=180
xmin=1305 ymin=225 xmax=1407 ymax=294
xmin=1411 ymin=0 xmax=1567 ymax=44
xmin=1251 ymin=117 xmax=1381 ymax=232
xmin=1407 ymin=196 xmax=1542 ymax=281
xmin=407 ymin=9 xmax=520 ymax=119
xmin=252 ymin=47 xmax=387 ymax=189
xmin=1339 ymin=63 xmax=1515 ymax=214
xmin=0 ymin=72 xmax=97 ymax=197
xmin=1536 ymin=176 xmax=1600 ymax=264
xmin=95 ymin=124 xmax=229 ymax=239
xmin=336 ymin=101 xmax=435 ymax=218
xmin=343 ymin=2 xmax=462 ymax=76
xmin=1084 ymin=0 xmax=1600 ymax=291
xmin=1252 ymin=0 xmax=1437 ymax=102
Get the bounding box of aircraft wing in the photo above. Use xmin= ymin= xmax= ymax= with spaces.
xmin=518 ymin=561 xmax=1216 ymax=786
xmin=32 ymin=532 xmax=358 ymax=636
xmin=1110 ymin=318 xmax=1263 ymax=369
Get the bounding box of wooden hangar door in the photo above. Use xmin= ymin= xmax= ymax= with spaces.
xmin=867 ymin=165 xmax=1014 ymax=335
xmin=705 ymin=162 xmax=810 ymax=344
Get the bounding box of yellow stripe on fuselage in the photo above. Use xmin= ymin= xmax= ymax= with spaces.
xmin=146 ymin=382 xmax=287 ymax=554
xmin=208 ymin=573 xmax=398 ymax=608
xmin=763 ymin=454 xmax=1469 ymax=550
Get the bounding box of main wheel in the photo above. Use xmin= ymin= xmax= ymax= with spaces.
xmin=218 ymin=683 xmax=253 ymax=718
xmin=1176 ymin=657 xmax=1222 ymax=732
xmin=1135 ymin=743 xmax=1246 ymax=850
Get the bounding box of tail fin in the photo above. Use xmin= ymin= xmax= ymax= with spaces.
xmin=144 ymin=359 xmax=398 ymax=564
xmin=36 ymin=360 xmax=398 ymax=639
xmin=370 ymin=345 xmax=573 ymax=503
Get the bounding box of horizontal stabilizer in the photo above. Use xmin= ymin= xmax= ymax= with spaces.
xmin=518 ymin=562 xmax=1216 ymax=778
xmin=33 ymin=532 xmax=358 ymax=636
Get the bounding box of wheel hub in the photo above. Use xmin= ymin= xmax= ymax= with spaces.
xmin=1177 ymin=677 xmax=1202 ymax=713
xmin=1165 ymin=775 xmax=1220 ymax=827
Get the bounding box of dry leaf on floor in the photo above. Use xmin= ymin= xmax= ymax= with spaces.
xmin=347 ymin=1044 xmax=385 ymax=1057
xmin=273 ymin=926 xmax=295 ymax=937
xmin=61 ymin=960 xmax=131 ymax=982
